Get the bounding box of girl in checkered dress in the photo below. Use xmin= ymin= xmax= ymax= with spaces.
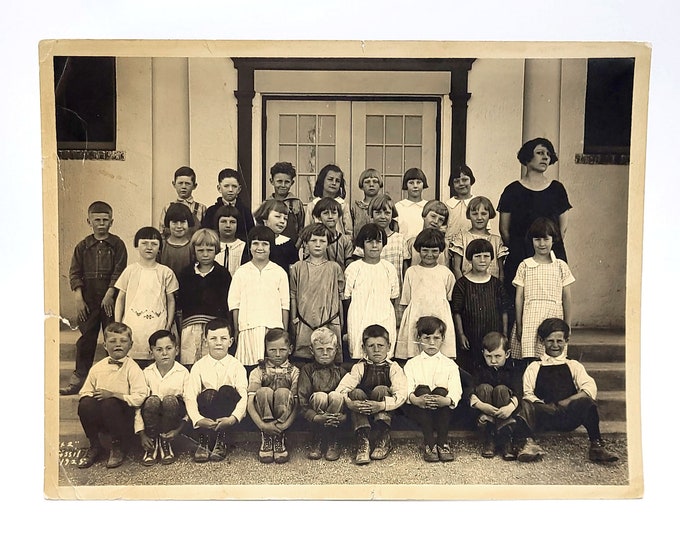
xmin=510 ymin=217 xmax=574 ymax=361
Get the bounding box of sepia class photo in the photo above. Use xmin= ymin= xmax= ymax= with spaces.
xmin=42 ymin=40 xmax=647 ymax=500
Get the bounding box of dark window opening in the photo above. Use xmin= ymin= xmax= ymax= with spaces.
xmin=54 ymin=56 xmax=116 ymax=150
xmin=583 ymin=58 xmax=634 ymax=155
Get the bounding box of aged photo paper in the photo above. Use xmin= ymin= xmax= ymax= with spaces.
xmin=42 ymin=40 xmax=648 ymax=500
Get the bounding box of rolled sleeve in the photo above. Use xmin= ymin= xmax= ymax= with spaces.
xmin=384 ymin=363 xmax=407 ymax=411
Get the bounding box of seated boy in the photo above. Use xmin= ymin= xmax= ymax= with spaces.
xmin=61 ymin=201 xmax=127 ymax=395
xmin=77 ymin=322 xmax=148 ymax=469
xmin=337 ymin=325 xmax=407 ymax=465
xmin=246 ymin=328 xmax=300 ymax=464
xmin=470 ymin=332 xmax=523 ymax=460
xmin=158 ymin=166 xmax=207 ymax=238
xmin=516 ymin=318 xmax=618 ymax=463
xmin=135 ymin=330 xmax=190 ymax=466
xmin=403 ymin=316 xmax=463 ymax=463
xmin=297 ymin=327 xmax=348 ymax=461
xmin=184 ymin=317 xmax=248 ymax=463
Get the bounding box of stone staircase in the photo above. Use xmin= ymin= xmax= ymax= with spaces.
xmin=55 ymin=328 xmax=627 ymax=442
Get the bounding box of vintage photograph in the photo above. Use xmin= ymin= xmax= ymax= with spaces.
xmin=42 ymin=40 xmax=647 ymax=500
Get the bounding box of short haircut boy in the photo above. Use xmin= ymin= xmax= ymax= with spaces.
xmin=270 ymin=161 xmax=296 ymax=179
xmin=190 ymin=228 xmax=220 ymax=252
xmin=299 ymin=223 xmax=333 ymax=243
xmin=164 ymin=202 xmax=196 ymax=228
xmin=465 ymin=238 xmax=495 ymax=261
xmin=248 ymin=224 xmax=276 ymax=246
xmin=415 ymin=316 xmax=446 ymax=338
xmin=312 ymin=196 xmax=343 ymax=218
xmin=148 ymin=329 xmax=177 ymax=348
xmin=254 ymin=199 xmax=289 ymax=225
xmin=88 ymin=200 xmax=113 ymax=215
xmin=310 ymin=326 xmax=338 ymax=348
xmin=174 ymin=166 xmax=196 ymax=184
xmin=413 ymin=228 xmax=446 ymax=252
xmin=481 ymin=331 xmax=509 ymax=353
xmin=402 ymin=167 xmax=428 ymax=190
xmin=204 ymin=317 xmax=234 ymax=338
xmin=264 ymin=327 xmax=291 ymax=346
xmin=103 ymin=321 xmax=133 ymax=341
xmin=448 ymin=164 xmax=476 ymax=186
xmin=422 ymin=200 xmax=449 ymax=222
xmin=527 ymin=216 xmax=561 ymax=241
xmin=537 ymin=318 xmax=571 ymax=340
xmin=361 ymin=324 xmax=390 ymax=344
xmin=465 ymin=196 xmax=496 ymax=219
xmin=134 ymin=227 xmax=163 ymax=249
xmin=355 ymin=223 xmax=387 ymax=247
xmin=517 ymin=138 xmax=558 ymax=166
xmin=218 ymin=167 xmax=244 ymax=186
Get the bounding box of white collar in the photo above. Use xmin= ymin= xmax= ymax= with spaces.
xmin=194 ymin=263 xmax=215 ymax=276
xmin=524 ymin=251 xmax=557 ymax=267
xmin=539 ymin=352 xmax=569 ymax=364
xmin=399 ymin=199 xmax=427 ymax=208
xmin=274 ymin=234 xmax=291 ymax=246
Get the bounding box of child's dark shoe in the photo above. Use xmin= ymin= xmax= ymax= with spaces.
xmin=106 ymin=442 xmax=125 ymax=469
xmin=273 ymin=433 xmax=289 ymax=464
xmin=194 ymin=433 xmax=210 ymax=463
xmin=517 ymin=437 xmax=544 ymax=462
xmin=308 ymin=431 xmax=323 ymax=460
xmin=159 ymin=437 xmax=176 ymax=465
xmin=588 ymin=439 xmax=619 ymax=463
xmin=501 ymin=441 xmax=517 ymax=461
xmin=142 ymin=438 xmax=159 ymax=466
xmin=437 ymin=443 xmax=455 ymax=462
xmin=210 ymin=431 xmax=228 ymax=461
xmin=370 ymin=430 xmax=392 ymax=460
xmin=481 ymin=438 xmax=496 ymax=458
xmin=325 ymin=430 xmax=341 ymax=461
xmin=423 ymin=445 xmax=439 ymax=462
xmin=259 ymin=432 xmax=275 ymax=463
xmin=59 ymin=382 xmax=82 ymax=396
xmin=78 ymin=442 xmax=103 ymax=469
xmin=355 ymin=429 xmax=371 ymax=465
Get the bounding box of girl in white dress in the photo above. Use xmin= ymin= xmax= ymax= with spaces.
xmin=114 ymin=227 xmax=179 ymax=361
xmin=343 ymin=224 xmax=400 ymax=360
xmin=396 ymin=229 xmax=456 ymax=360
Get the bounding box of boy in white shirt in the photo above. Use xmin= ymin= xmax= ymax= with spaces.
xmin=77 ymin=322 xmax=148 ymax=469
xmin=136 ymin=330 xmax=190 ymax=466
xmin=403 ymin=316 xmax=463 ymax=463
xmin=184 ymin=318 xmax=248 ymax=463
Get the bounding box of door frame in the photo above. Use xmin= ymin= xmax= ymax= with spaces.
xmin=232 ymin=57 xmax=476 ymax=206
xmin=261 ymin=95 xmax=443 ymax=202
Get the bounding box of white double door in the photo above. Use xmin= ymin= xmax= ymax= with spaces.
xmin=265 ymin=100 xmax=437 ymax=206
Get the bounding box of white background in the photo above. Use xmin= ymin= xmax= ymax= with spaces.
xmin=3 ymin=0 xmax=677 ymax=535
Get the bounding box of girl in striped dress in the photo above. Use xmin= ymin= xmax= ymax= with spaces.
xmin=451 ymin=238 xmax=511 ymax=378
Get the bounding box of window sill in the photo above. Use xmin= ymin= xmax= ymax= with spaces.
xmin=574 ymin=153 xmax=629 ymax=166
xmin=57 ymin=150 xmax=125 ymax=161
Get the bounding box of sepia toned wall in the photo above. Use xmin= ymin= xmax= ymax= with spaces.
xmin=57 ymin=56 xmax=628 ymax=328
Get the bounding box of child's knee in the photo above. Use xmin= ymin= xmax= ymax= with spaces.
xmin=474 ymin=383 xmax=493 ymax=402
xmin=431 ymin=387 xmax=449 ymax=397
xmin=348 ymin=388 xmax=368 ymax=401
xmin=309 ymin=392 xmax=329 ymax=411
xmin=413 ymin=385 xmax=433 ymax=397
xmin=491 ymin=385 xmax=512 ymax=406
xmin=370 ymin=385 xmax=392 ymax=401
xmin=327 ymin=391 xmax=345 ymax=412
xmin=143 ymin=395 xmax=162 ymax=413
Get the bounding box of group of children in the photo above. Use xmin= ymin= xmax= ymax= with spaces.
xmin=63 ymin=156 xmax=618 ymax=469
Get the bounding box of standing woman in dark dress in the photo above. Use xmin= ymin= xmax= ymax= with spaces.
xmin=497 ymin=138 xmax=572 ymax=299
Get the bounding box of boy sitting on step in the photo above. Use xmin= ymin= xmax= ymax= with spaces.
xmin=184 ymin=317 xmax=248 ymax=463
xmin=336 ymin=324 xmax=407 ymax=465
xmin=246 ymin=328 xmax=299 ymax=464
xmin=514 ymin=318 xmax=618 ymax=463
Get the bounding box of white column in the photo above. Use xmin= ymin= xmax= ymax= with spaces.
xmin=522 ymin=59 xmax=562 ymax=177
xmin=151 ymin=58 xmax=190 ymax=225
